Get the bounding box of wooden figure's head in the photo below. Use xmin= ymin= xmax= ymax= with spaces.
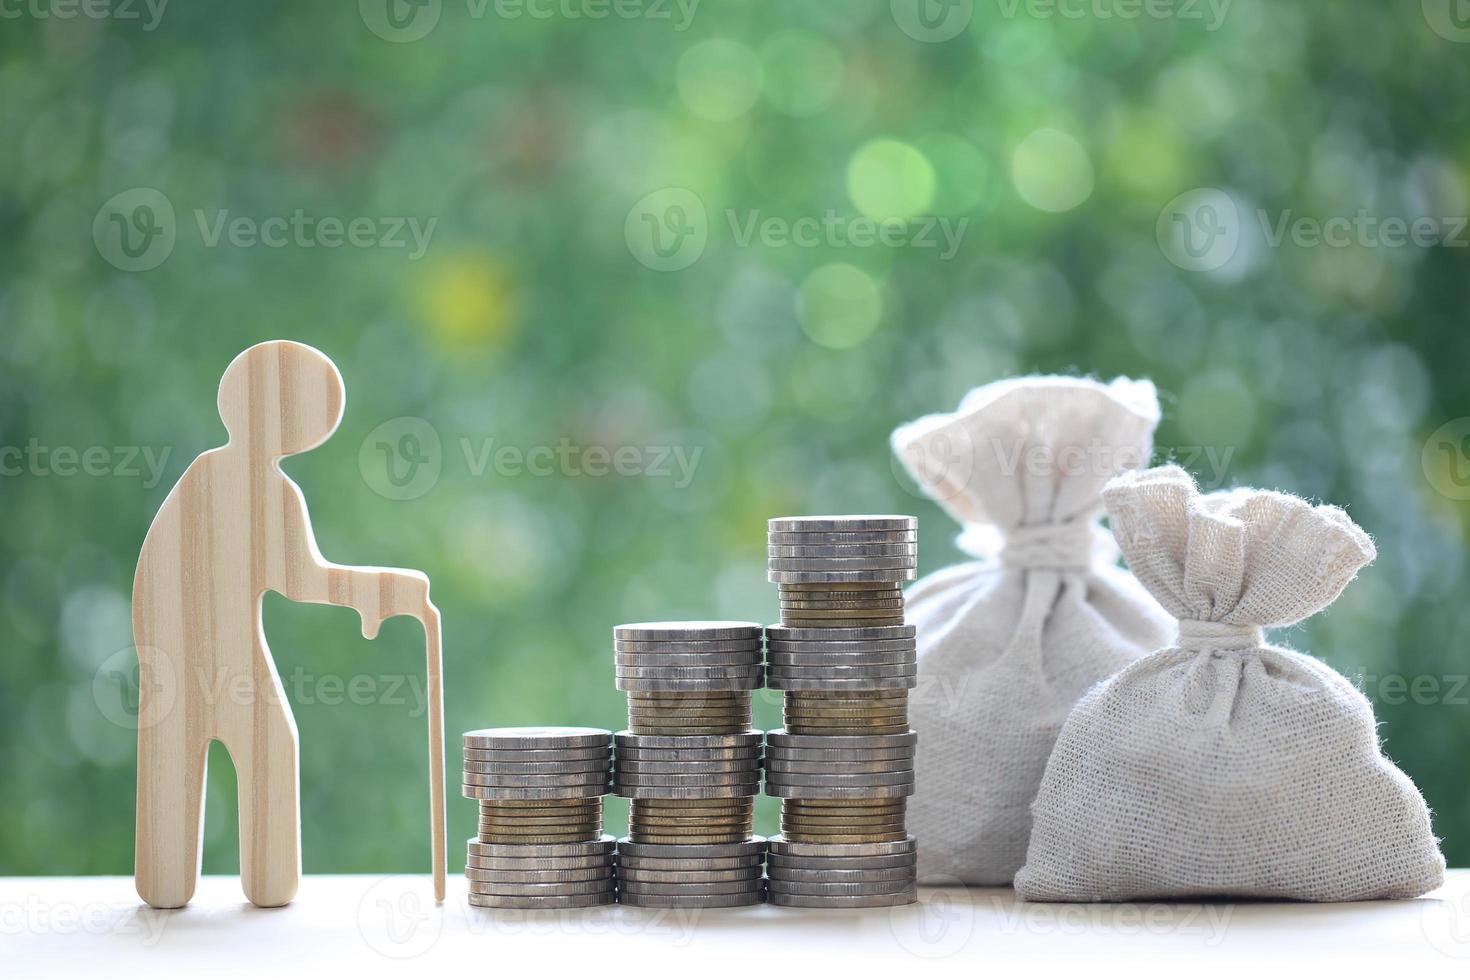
xmin=217 ymin=341 xmax=346 ymax=459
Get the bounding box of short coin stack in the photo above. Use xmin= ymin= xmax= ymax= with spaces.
xmin=612 ymin=621 xmax=766 ymax=907
xmin=764 ymin=515 xmax=919 ymax=908
xmin=461 ymin=727 xmax=615 ymax=909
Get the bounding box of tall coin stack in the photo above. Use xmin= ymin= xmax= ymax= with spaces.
xmin=763 ymin=515 xmax=920 ymax=908
xmin=613 ymin=621 xmax=767 ymax=908
xmin=461 ymin=727 xmax=616 ymax=909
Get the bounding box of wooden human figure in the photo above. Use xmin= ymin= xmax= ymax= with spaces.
xmin=132 ymin=340 xmax=446 ymax=909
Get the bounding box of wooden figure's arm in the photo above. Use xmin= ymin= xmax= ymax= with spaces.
xmin=276 ymin=478 xmax=436 ymax=637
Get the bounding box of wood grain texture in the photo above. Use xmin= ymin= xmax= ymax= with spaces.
xmin=132 ymin=340 xmax=445 ymax=909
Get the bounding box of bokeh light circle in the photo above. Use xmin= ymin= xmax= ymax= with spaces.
xmin=848 ymin=139 xmax=937 ymax=220
xmin=796 ymin=263 xmax=883 ymax=350
xmin=1011 ymin=129 xmax=1095 ymax=213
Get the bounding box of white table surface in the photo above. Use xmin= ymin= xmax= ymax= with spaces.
xmin=5 ymin=873 xmax=1469 ymax=977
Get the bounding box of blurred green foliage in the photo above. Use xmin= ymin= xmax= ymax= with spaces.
xmin=1 ymin=0 xmax=1467 ymax=878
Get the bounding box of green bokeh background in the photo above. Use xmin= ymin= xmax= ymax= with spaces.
xmin=1 ymin=0 xmax=1467 ymax=878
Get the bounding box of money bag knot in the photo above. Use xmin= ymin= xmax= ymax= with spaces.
xmin=995 ymin=522 xmax=1101 ymax=570
xmin=1175 ymin=619 xmax=1265 ymax=652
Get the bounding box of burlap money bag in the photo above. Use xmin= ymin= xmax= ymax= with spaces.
xmin=1015 ymin=465 xmax=1446 ymax=902
xmin=890 ymin=376 xmax=1174 ymax=885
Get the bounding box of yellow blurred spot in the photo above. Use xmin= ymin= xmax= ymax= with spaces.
xmin=1104 ymin=112 xmax=1184 ymax=199
xmin=418 ymin=250 xmax=517 ymax=349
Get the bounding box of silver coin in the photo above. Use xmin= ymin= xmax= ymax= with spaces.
xmin=614 ymin=783 xmax=760 ymax=800
xmin=617 ymin=867 xmax=764 ymax=884
xmin=767 ymin=854 xmax=916 ymax=872
xmin=768 ymin=730 xmax=916 ymax=748
xmin=765 ymin=759 xmax=913 ymax=776
xmin=618 ymin=878 xmax=765 ymax=896
xmin=461 ymin=746 xmax=612 ymax=762
xmin=769 ymin=570 xmax=916 ymax=584
xmin=767 ymin=835 xmax=915 ymax=856
xmin=767 ymin=878 xmax=917 ymax=896
xmin=767 ymin=556 xmax=917 ymax=571
xmin=614 ymin=752 xmax=764 ymax=764
xmin=462 ymin=784 xmax=611 ymax=801
xmin=768 ymin=516 xmax=916 ymax=533
xmin=614 ymin=639 xmax=763 ymax=653
xmin=468 ymin=891 xmax=615 ymax=909
xmin=767 ymin=641 xmax=915 ymax=655
xmin=615 ymin=854 xmax=765 ymax=871
xmin=466 ymin=835 xmax=615 ymax=857
xmin=466 ymin=855 xmax=614 ymax=872
xmin=765 ymin=748 xmax=914 ymax=764
xmin=614 ymin=621 xmax=762 ymax=641
xmin=616 ymin=677 xmax=763 ymax=693
xmin=465 ymin=866 xmax=613 ymax=883
xmin=770 ymin=677 xmax=916 ymax=693
xmin=769 ymin=658 xmax=914 ymax=674
xmin=766 ymin=780 xmax=913 ymax=797
xmin=768 ymin=543 xmax=918 ymax=559
xmin=461 ymin=770 xmax=613 ymax=787
xmin=468 ymin=880 xmax=616 ymax=898
xmin=613 ymin=770 xmax=760 ymax=786
xmin=461 ymin=759 xmax=612 ymax=775
xmin=767 ymin=625 xmax=915 ymax=642
xmin=767 ymin=865 xmax=914 ymax=882
xmin=765 ymin=769 xmax=915 ymax=786
xmin=462 ymin=727 xmax=611 ymax=750
xmin=616 ymin=731 xmax=763 ymax=749
xmin=616 ymin=837 xmax=766 ymax=859
xmin=768 ymin=530 xmax=916 ymax=545
xmin=618 ymin=890 xmax=765 ymax=908
xmin=768 ymin=663 xmax=917 ymax=678
xmin=615 ymin=759 xmax=760 ymax=775
xmin=615 ymin=652 xmax=763 ymax=667
xmin=768 ymin=889 xmax=914 ymax=908
xmin=615 ymin=665 xmax=764 ymax=679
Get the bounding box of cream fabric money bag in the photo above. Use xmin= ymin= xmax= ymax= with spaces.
xmin=1015 ymin=465 xmax=1446 ymax=902
xmin=891 ymin=376 xmax=1174 ymax=885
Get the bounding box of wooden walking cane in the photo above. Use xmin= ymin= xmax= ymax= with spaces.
xmin=133 ymin=340 xmax=447 ymax=908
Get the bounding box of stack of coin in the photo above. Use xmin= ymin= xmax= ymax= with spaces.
xmin=461 ymin=727 xmax=615 ymax=909
xmin=764 ymin=515 xmax=920 ymax=908
xmin=765 ymin=836 xmax=917 ymax=908
xmin=613 ymin=731 xmax=765 ymax=905
xmin=616 ymin=839 xmax=767 ymax=908
xmin=615 ymin=622 xmax=763 ymax=735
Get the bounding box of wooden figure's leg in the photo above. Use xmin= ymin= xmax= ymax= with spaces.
xmin=226 ymin=662 xmax=301 ymax=909
xmin=135 ymin=697 xmax=207 ymax=909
